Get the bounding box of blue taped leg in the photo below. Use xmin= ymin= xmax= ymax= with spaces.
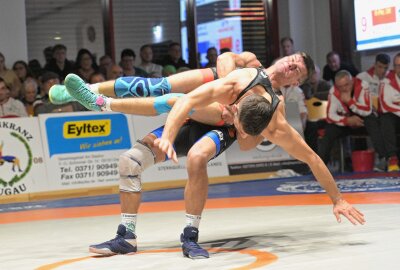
xmin=154 ymin=93 xmax=185 ymax=114
xmin=114 ymin=77 xmax=172 ymax=98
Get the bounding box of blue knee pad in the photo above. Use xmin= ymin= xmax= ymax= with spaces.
xmin=114 ymin=77 xmax=171 ymax=98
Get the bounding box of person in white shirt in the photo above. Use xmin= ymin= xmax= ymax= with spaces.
xmin=280 ymin=85 xmax=307 ymax=129
xmin=379 ymin=53 xmax=400 ymax=171
xmin=137 ymin=44 xmax=163 ymax=78
xmin=0 ymin=77 xmax=27 ymax=117
xmin=318 ymin=70 xmax=386 ymax=168
xmin=356 ymin=53 xmax=390 ymax=97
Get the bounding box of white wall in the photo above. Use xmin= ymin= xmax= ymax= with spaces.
xmin=113 ymin=0 xmax=180 ymax=60
xmin=278 ymin=0 xmax=332 ymax=70
xmin=26 ymin=0 xmax=104 ymax=65
xmin=0 ymin=0 xmax=28 ymax=67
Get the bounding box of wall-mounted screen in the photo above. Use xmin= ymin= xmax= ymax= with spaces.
xmin=354 ymin=0 xmax=400 ymax=51
xmin=180 ymin=0 xmax=243 ymax=66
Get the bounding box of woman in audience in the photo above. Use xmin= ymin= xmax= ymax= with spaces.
xmin=74 ymin=48 xmax=98 ymax=82
xmin=21 ymin=78 xmax=40 ymax=116
xmin=13 ymin=60 xmax=34 ymax=84
xmin=0 ymin=52 xmax=22 ymax=98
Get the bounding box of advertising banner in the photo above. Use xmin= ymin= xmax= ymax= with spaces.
xmin=226 ymin=103 xmax=308 ymax=174
xmin=0 ymin=117 xmax=47 ymax=196
xmin=39 ymin=112 xmax=133 ymax=190
xmin=131 ymin=115 xmax=229 ymax=183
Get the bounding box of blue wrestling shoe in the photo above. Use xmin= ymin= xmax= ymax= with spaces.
xmin=181 ymin=227 xmax=209 ymax=259
xmin=89 ymin=224 xmax=137 ymax=255
xmin=64 ymin=73 xmax=107 ymax=111
xmin=49 ymin=84 xmax=75 ymax=104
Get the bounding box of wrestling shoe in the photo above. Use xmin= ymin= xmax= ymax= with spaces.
xmin=48 ymin=84 xmax=75 ymax=104
xmin=388 ymin=156 xmax=400 ymax=172
xmin=180 ymin=226 xmax=209 ymax=259
xmin=89 ymin=224 xmax=137 ymax=255
xmin=64 ymin=73 xmax=107 ymax=111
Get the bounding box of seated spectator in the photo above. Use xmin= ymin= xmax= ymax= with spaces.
xmin=318 ymin=70 xmax=386 ymax=170
xmin=0 ymin=77 xmax=27 ymax=117
xmin=74 ymin=48 xmax=98 ymax=82
xmin=323 ymin=51 xmax=359 ymax=83
xmin=99 ymin=54 xmax=113 ymax=77
xmin=220 ymin=48 xmax=231 ymax=54
xmin=177 ymin=66 xmax=191 ymax=73
xmin=138 ymin=44 xmax=163 ymax=78
xmin=159 ymin=42 xmax=188 ymax=69
xmin=280 ymin=85 xmax=308 ymax=130
xmin=44 ymin=44 xmax=74 ymax=81
xmin=107 ymin=64 xmax=123 ymax=80
xmin=120 ymin=49 xmax=148 ymax=77
xmin=34 ymin=72 xmax=86 ymax=115
xmin=21 ymin=78 xmax=40 ymax=116
xmin=280 ymin=37 xmax=295 ymax=57
xmin=357 ymin=53 xmax=390 ymax=97
xmin=379 ymin=52 xmax=400 ymax=172
xmin=162 ymin=65 xmax=177 ymax=77
xmin=43 ymin=46 xmax=53 ymax=67
xmin=89 ymin=72 xmax=106 ymax=84
xmin=301 ymin=65 xmax=332 ymax=100
xmin=13 ymin=60 xmax=34 ymax=84
xmin=28 ymin=59 xmax=43 ymax=80
xmin=0 ymin=52 xmax=22 ymax=98
xmin=204 ymin=47 xmax=218 ymax=68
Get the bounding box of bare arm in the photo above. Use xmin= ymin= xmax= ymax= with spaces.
xmin=264 ymin=113 xmax=365 ymax=225
xmin=217 ymin=52 xmax=261 ymax=78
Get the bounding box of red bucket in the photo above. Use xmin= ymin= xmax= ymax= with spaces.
xmin=351 ymin=150 xmax=375 ymax=172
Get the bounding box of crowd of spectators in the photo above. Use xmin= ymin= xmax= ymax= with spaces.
xmin=0 ymin=38 xmax=399 ymax=172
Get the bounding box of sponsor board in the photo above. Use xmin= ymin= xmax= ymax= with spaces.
xmin=39 ymin=112 xmax=133 ymax=190
xmin=0 ymin=118 xmax=47 ymax=196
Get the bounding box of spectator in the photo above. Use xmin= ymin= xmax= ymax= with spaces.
xmin=89 ymin=72 xmax=106 ymax=84
xmin=0 ymin=52 xmax=22 ymax=98
xmin=159 ymin=42 xmax=188 ymax=69
xmin=99 ymin=55 xmax=113 ymax=77
xmin=301 ymin=65 xmax=332 ymax=100
xmin=13 ymin=60 xmax=34 ymax=84
xmin=107 ymin=64 xmax=123 ymax=80
xmin=357 ymin=53 xmax=390 ymax=96
xmin=34 ymin=72 xmax=86 ymax=115
xmin=44 ymin=44 xmax=74 ymax=81
xmin=43 ymin=46 xmax=53 ymax=66
xmin=220 ymin=48 xmax=231 ymax=54
xmin=162 ymin=65 xmax=176 ymax=77
xmin=318 ymin=70 xmax=386 ymax=169
xmin=0 ymin=77 xmax=27 ymax=117
xmin=120 ymin=49 xmax=148 ymax=77
xmin=323 ymin=51 xmax=359 ymax=83
xmin=74 ymin=48 xmax=98 ymax=82
xmin=21 ymin=78 xmax=40 ymax=116
xmin=280 ymin=85 xmax=308 ymax=130
xmin=28 ymin=59 xmax=43 ymax=80
xmin=379 ymin=53 xmax=400 ymax=172
xmin=280 ymin=37 xmax=295 ymax=57
xmin=138 ymin=44 xmax=163 ymax=78
xmin=204 ymin=47 xmax=218 ymax=68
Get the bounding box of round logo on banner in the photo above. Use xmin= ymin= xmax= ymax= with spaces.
xmin=256 ymin=139 xmax=276 ymax=152
xmin=0 ymin=132 xmax=32 ymax=195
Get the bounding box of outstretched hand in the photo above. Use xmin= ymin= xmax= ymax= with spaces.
xmin=154 ymin=138 xmax=178 ymax=163
xmin=333 ymin=199 xmax=365 ymax=225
